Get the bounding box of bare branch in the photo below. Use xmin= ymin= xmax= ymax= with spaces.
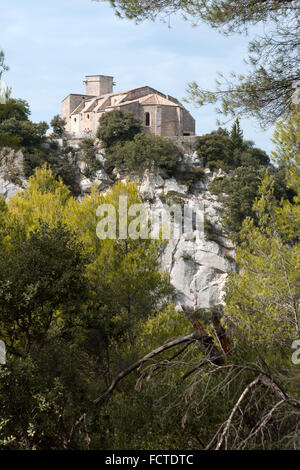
xmin=215 ymin=376 xmax=261 ymax=450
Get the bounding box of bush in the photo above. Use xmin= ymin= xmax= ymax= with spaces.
xmin=107 ymin=132 xmax=182 ymax=175
xmin=204 ymin=217 xmax=222 ymax=242
xmin=0 ymin=134 xmax=20 ymax=149
xmin=23 ymin=143 xmax=80 ymax=196
xmin=50 ymin=114 xmax=66 ymax=137
xmin=196 ymin=128 xmax=232 ymax=171
xmin=0 ymin=98 xmax=30 ymax=124
xmin=0 ymin=118 xmax=48 ymax=150
xmin=196 ymin=124 xmax=270 ymax=171
xmin=79 ymin=138 xmax=102 ymax=179
xmin=209 ymin=165 xmax=296 ymax=240
xmin=0 ymin=115 xmax=79 ymax=195
xmin=175 ymin=167 xmax=206 ymax=191
xmin=97 ymin=109 xmax=142 ymax=148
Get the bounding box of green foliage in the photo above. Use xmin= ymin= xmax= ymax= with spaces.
xmin=97 ymin=109 xmax=142 ymax=148
xmin=225 ymin=168 xmax=300 ymax=344
xmin=50 ymin=114 xmax=66 ymax=137
xmin=101 ymin=1 xmax=299 ymax=127
xmin=0 ymin=115 xmax=299 ymax=449
xmin=84 ymin=181 xmax=171 ymax=346
xmin=175 ymin=167 xmax=206 ymax=191
xmin=0 ymin=98 xmax=30 ymax=123
xmin=0 ymin=222 xmax=88 ymax=353
xmin=203 ymin=217 xmax=221 ymax=242
xmin=96 ymin=107 xmax=182 ymax=177
xmin=0 ymin=340 xmax=98 ymax=450
xmin=107 ymin=132 xmax=182 ymax=175
xmin=0 ymin=134 xmax=20 ymax=149
xmin=0 ymin=117 xmax=48 ymax=150
xmin=23 ymin=144 xmax=80 ymax=196
xmin=214 ymin=116 xmax=300 ymax=449
xmin=210 ymin=166 xmax=266 ymax=238
xmin=210 ymin=165 xmax=296 ymax=240
xmin=6 ymin=165 xmax=72 ymax=235
xmin=271 ymin=109 xmax=300 ymax=192
xmin=79 ymin=138 xmax=102 ymax=178
xmin=196 ymin=122 xmax=269 ymax=171
xmin=0 ymin=170 xmax=174 ymax=448
xmin=0 ymin=99 xmax=79 ymax=194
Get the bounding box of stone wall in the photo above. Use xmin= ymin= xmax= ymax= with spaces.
xmin=85 ymin=75 xmax=114 ymax=96
xmin=182 ymin=108 xmax=196 ymax=135
xmin=61 ymin=94 xmax=89 ymax=132
xmin=161 ymin=106 xmax=180 ymax=136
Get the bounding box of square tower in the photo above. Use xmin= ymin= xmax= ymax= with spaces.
xmin=84 ymin=75 xmax=114 ymax=97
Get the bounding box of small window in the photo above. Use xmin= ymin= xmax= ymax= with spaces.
xmin=145 ymin=112 xmax=151 ymax=126
xmin=74 ymin=118 xmax=77 ymax=122
xmin=87 ymin=114 xmax=90 ymax=119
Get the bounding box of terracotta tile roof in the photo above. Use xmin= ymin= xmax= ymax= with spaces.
xmin=70 ymin=88 xmax=185 ymax=115
xmin=139 ymin=94 xmax=181 ymax=107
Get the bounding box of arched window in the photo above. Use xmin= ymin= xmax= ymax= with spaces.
xmin=145 ymin=112 xmax=151 ymax=126
xmin=74 ymin=118 xmax=77 ymax=122
xmin=87 ymin=114 xmax=90 ymax=119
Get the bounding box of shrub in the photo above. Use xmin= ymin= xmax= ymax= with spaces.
xmin=204 ymin=217 xmax=221 ymax=242
xmin=50 ymin=114 xmax=66 ymax=137
xmin=0 ymin=118 xmax=48 ymax=150
xmin=175 ymin=167 xmax=206 ymax=191
xmin=209 ymin=165 xmax=296 ymax=240
xmin=97 ymin=109 xmax=142 ymax=148
xmin=0 ymin=98 xmax=30 ymax=124
xmin=79 ymin=138 xmax=102 ymax=179
xmin=196 ymin=128 xmax=232 ymax=171
xmin=196 ymin=123 xmax=270 ymax=171
xmin=107 ymin=132 xmax=182 ymax=175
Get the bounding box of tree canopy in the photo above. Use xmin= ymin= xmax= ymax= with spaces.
xmin=97 ymin=108 xmax=142 ymax=147
xmin=196 ymin=120 xmax=270 ymax=171
xmin=107 ymin=132 xmax=182 ymax=175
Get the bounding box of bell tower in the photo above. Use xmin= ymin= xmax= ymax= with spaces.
xmin=84 ymin=75 xmax=115 ymax=96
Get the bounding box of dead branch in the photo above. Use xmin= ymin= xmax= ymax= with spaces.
xmin=181 ymin=305 xmax=223 ymax=365
xmin=215 ymin=376 xmax=261 ymax=450
xmin=238 ymin=399 xmax=285 ymax=449
xmin=69 ymin=332 xmax=196 ymax=444
xmin=260 ymin=375 xmax=300 ymax=410
xmin=211 ymin=308 xmax=231 ymax=355
xmin=94 ymin=333 xmax=196 ymax=404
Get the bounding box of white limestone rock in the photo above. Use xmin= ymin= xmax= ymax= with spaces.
xmin=0 ymin=176 xmax=23 ymax=201
xmin=95 ymin=152 xmax=110 ymax=170
xmin=164 ymin=178 xmax=188 ymax=196
xmin=94 ymin=169 xmax=113 ymax=190
xmin=140 ymin=170 xmax=165 ymax=200
xmin=158 ymin=177 xmax=236 ymax=309
xmin=80 ymin=178 xmax=93 ymax=193
xmin=182 ymin=152 xmax=200 ymax=168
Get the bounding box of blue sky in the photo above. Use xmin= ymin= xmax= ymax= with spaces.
xmin=1 ymin=0 xmax=274 ymax=152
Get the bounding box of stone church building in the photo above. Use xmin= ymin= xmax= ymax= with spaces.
xmin=61 ymin=75 xmax=196 ymax=138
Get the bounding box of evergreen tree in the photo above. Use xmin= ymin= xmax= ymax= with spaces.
xmin=97 ymin=109 xmax=142 ymax=148
xmin=50 ymin=114 xmax=66 ymax=137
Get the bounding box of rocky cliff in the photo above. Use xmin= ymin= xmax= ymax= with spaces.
xmin=0 ymin=140 xmax=235 ymax=309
